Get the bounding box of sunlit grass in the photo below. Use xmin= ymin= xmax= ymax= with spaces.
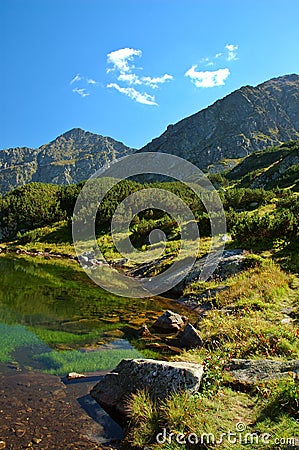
xmin=35 ymin=346 xmax=141 ymax=375
xmin=0 ymin=323 xmax=45 ymax=362
xmin=127 ymin=381 xmax=299 ymax=450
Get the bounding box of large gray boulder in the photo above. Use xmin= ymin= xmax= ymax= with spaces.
xmin=227 ymin=359 xmax=299 ymax=384
xmin=90 ymin=359 xmax=203 ymax=421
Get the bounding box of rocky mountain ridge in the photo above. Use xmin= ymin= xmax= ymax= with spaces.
xmin=139 ymin=74 xmax=299 ymax=168
xmin=0 ymin=129 xmax=135 ymax=194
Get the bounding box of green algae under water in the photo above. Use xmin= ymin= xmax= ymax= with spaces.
xmin=0 ymin=255 xmax=183 ymax=375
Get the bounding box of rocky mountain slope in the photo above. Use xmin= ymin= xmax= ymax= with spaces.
xmin=139 ymin=74 xmax=299 ymax=168
xmin=0 ymin=128 xmax=135 ymax=194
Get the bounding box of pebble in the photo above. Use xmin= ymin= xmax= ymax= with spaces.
xmin=281 ymin=317 xmax=293 ymax=324
xmin=0 ymin=441 xmax=6 ymax=449
xmin=66 ymin=372 xmax=86 ymax=380
xmin=15 ymin=429 xmax=26 ymax=437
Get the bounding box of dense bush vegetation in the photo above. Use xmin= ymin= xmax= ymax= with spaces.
xmin=1 ymin=173 xmax=298 ymax=248
xmin=0 ymin=183 xmax=65 ymax=240
xmin=226 ymin=140 xmax=299 ymax=190
xmin=230 ymin=194 xmax=299 ymax=243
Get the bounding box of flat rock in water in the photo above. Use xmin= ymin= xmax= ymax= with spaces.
xmin=226 ymin=359 xmax=299 ymax=384
xmin=90 ymin=358 xmax=204 ymax=421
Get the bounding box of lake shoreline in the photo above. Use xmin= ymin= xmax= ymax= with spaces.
xmin=0 ymin=245 xmax=77 ymax=260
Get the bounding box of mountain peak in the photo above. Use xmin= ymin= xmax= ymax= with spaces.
xmin=0 ymin=129 xmax=135 ymax=194
xmin=42 ymin=128 xmax=103 ymax=147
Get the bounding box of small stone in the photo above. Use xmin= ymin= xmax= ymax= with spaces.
xmin=15 ymin=429 xmax=26 ymax=437
xmin=281 ymin=317 xmax=293 ymax=325
xmin=66 ymin=372 xmax=86 ymax=380
xmin=32 ymin=438 xmax=42 ymax=444
xmin=78 ymin=255 xmax=89 ymax=263
xmin=0 ymin=441 xmax=6 ymax=449
xmin=145 ymin=342 xmax=182 ymax=354
xmin=180 ymin=323 xmax=203 ymax=349
xmin=137 ymin=325 xmax=151 ymax=337
xmin=153 ymin=310 xmax=185 ymax=333
xmin=128 ymin=318 xmax=146 ymax=326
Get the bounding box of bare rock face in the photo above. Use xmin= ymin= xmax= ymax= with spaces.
xmin=186 ymin=249 xmax=246 ymax=284
xmin=90 ymin=359 xmax=204 ymax=422
xmin=152 ymin=310 xmax=186 ymax=332
xmin=0 ymin=128 xmax=135 ymax=194
xmin=180 ymin=323 xmax=203 ymax=349
xmin=139 ymin=74 xmax=299 ymax=170
xmin=226 ymin=359 xmax=299 ymax=384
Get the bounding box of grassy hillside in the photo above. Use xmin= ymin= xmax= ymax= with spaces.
xmin=225 ymin=140 xmax=299 ymax=191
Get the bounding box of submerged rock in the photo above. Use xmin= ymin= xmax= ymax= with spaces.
xmin=90 ymin=358 xmax=204 ymax=421
xmin=152 ymin=310 xmax=186 ymax=333
xmin=226 ymin=359 xmax=299 ymax=384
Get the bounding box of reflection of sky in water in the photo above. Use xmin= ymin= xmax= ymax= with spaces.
xmin=95 ymin=339 xmax=136 ymax=350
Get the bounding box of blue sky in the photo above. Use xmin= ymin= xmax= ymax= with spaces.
xmin=1 ymin=0 xmax=298 ymax=150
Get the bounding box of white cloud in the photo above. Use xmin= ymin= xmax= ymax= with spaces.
xmin=141 ymin=74 xmax=173 ymax=88
xmin=107 ymin=83 xmax=157 ymax=106
xmin=72 ymin=87 xmax=89 ymax=97
xmin=118 ymin=73 xmax=142 ymax=85
xmin=185 ymin=66 xmax=230 ymax=88
xmin=225 ymin=44 xmax=238 ymax=61
xmin=70 ymin=74 xmax=82 ymax=85
xmin=87 ymin=78 xmax=97 ymax=84
xmin=107 ymin=48 xmax=142 ymax=73
xmin=117 ymin=72 xmax=173 ymax=89
xmin=70 ymin=75 xmax=97 ymax=97
xmin=106 ymin=47 xmax=173 ymax=105
xmin=215 ymin=52 xmax=223 ymax=58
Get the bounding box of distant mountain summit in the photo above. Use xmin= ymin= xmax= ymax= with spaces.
xmin=139 ymin=74 xmax=299 ymax=169
xmin=0 ymin=128 xmax=135 ymax=194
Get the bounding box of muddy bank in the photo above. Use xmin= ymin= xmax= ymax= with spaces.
xmin=0 ymin=365 xmax=123 ymax=450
